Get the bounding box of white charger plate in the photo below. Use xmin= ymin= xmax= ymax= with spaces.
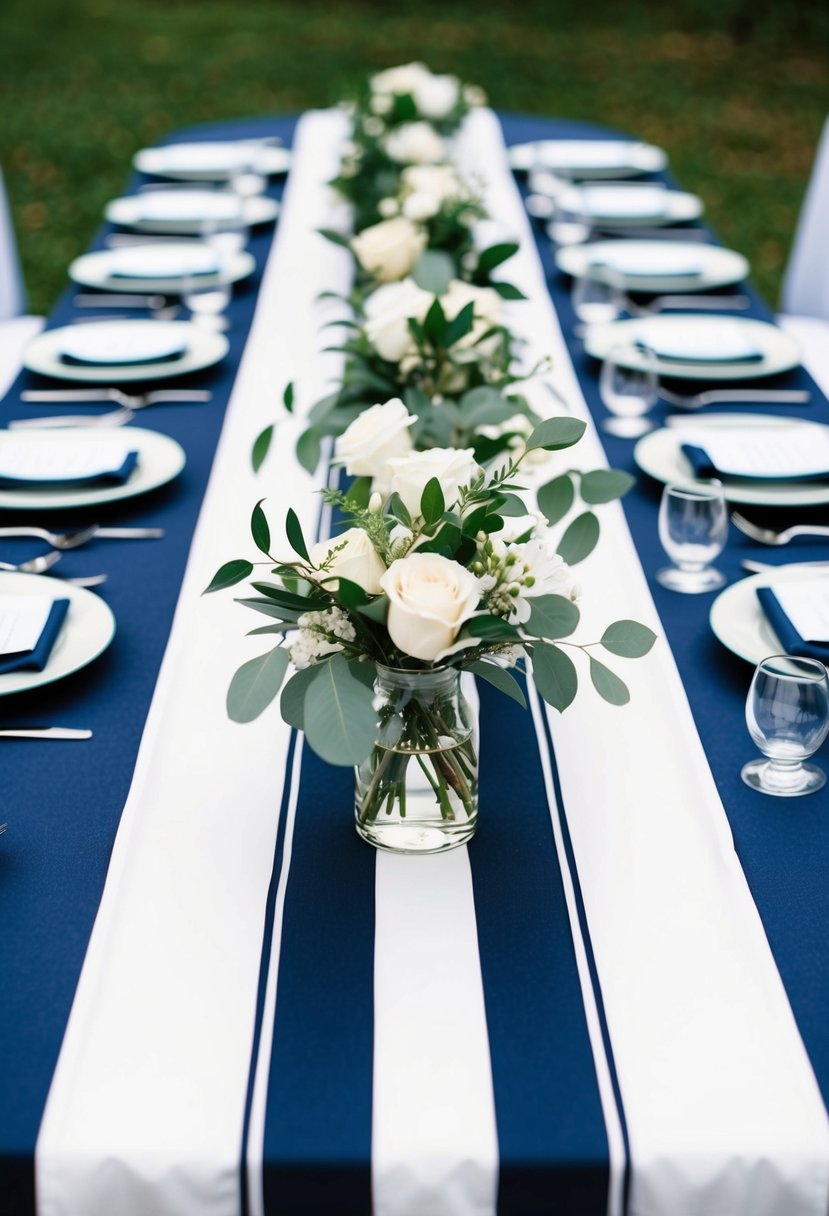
xmin=0 ymin=572 xmax=115 ymax=695
xmin=710 ymin=566 xmax=829 ymax=665
xmin=558 ymin=184 xmax=703 ymax=228
xmin=556 ymin=240 xmax=749 ymax=293
xmin=69 ymin=244 xmax=255 ymax=294
xmin=508 ymin=139 xmax=667 ymax=178
xmin=105 ymin=191 xmax=279 ymax=233
xmin=0 ymin=427 xmax=185 ymax=511
xmin=24 ymin=320 xmax=228 ymax=383
xmin=634 ymin=414 xmax=829 ymax=507
xmin=585 ymin=315 xmax=801 ymax=381
xmin=135 ymin=141 xmax=291 ymax=181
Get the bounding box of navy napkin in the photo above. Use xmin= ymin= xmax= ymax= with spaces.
xmin=0 ymin=598 xmax=70 ymax=675
xmin=0 ymin=451 xmax=139 ymax=489
xmin=681 ymin=444 xmax=829 ymax=482
xmin=756 ymin=586 xmax=829 ymax=662
xmin=61 ymin=349 xmax=185 ymax=366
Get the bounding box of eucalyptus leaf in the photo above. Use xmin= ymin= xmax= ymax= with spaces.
xmin=281 ymin=664 xmax=322 ymax=730
xmin=579 ymin=469 xmax=635 ymax=504
xmin=227 ymin=646 xmax=290 ymax=723
xmin=527 ymin=594 xmax=580 ymax=640
xmin=411 ymin=249 xmax=456 ymax=294
xmin=203 ymin=558 xmax=253 ymax=595
xmin=251 ymin=500 xmax=270 ymax=556
xmin=600 ymin=620 xmax=657 ymax=658
xmin=251 ymin=425 xmax=273 ymax=474
xmin=468 ymin=659 xmax=527 ymax=708
xmin=303 ymin=653 xmax=378 ymax=766
xmin=526 ymin=417 xmax=586 ymax=452
xmin=296 ymin=427 xmax=322 ymax=475
xmin=589 ymin=657 xmax=630 ymax=706
xmin=537 ymin=474 xmax=575 ymax=526
xmin=531 ymin=643 xmax=578 ymax=713
xmin=557 ymin=510 xmax=600 ymax=565
xmin=286 ymin=508 xmax=310 ymax=562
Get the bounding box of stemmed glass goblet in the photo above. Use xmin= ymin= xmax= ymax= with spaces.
xmin=742 ymin=655 xmax=829 ymax=796
xmin=599 ymin=343 xmax=659 ymax=437
xmin=655 ymin=480 xmax=728 ymax=592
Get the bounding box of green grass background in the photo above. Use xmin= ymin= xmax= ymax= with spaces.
xmin=1 ymin=0 xmax=827 ymax=315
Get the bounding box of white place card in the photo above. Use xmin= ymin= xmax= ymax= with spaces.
xmin=772 ymin=578 xmax=829 ymax=642
xmin=0 ymin=439 xmax=132 ymax=482
xmin=0 ymin=594 xmax=53 ymax=657
xmin=682 ymin=426 xmax=829 ymax=478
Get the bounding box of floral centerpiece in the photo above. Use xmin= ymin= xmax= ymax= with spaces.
xmin=207 ymin=422 xmax=655 ymax=853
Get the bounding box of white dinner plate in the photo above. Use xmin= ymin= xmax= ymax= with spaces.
xmin=135 ymin=141 xmax=291 ymax=181
xmin=634 ymin=414 xmax=829 ymax=507
xmin=69 ymin=244 xmax=255 ymax=294
xmin=105 ymin=191 xmax=279 ymax=233
xmin=0 ymin=572 xmax=116 ymax=696
xmin=558 ymin=184 xmax=703 ymax=228
xmin=710 ymin=566 xmax=829 ymax=666
xmin=585 ymin=315 xmax=801 ymax=381
xmin=508 ymin=139 xmax=667 ymax=178
xmin=24 ymin=320 xmax=228 ymax=383
xmin=0 ymin=427 xmax=186 ymax=511
xmin=556 ymin=240 xmax=749 ymax=293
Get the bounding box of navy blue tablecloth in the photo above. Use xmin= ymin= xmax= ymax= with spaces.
xmin=0 ymin=111 xmax=827 ymax=1216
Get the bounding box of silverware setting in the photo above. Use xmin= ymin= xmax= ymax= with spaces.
xmin=70 ymin=306 xmax=182 ymax=323
xmin=731 ymin=512 xmax=829 ymax=546
xmin=742 ymin=559 xmax=829 ymax=574
xmin=104 ymin=233 xmax=206 ymax=247
xmin=624 ymin=294 xmax=751 ymax=318
xmin=0 ymin=551 xmax=108 ymax=586
xmin=0 ymin=524 xmax=164 ymax=548
xmin=74 ymin=293 xmax=172 ymax=310
xmin=660 ymin=387 xmax=812 ymax=410
xmin=0 ymin=727 xmax=93 ymax=740
xmin=15 ymin=388 xmax=212 ymax=429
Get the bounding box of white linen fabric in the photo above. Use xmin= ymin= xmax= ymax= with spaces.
xmin=457 ymin=107 xmax=829 ymax=1216
xmin=781 ymin=115 xmax=829 ymax=321
xmin=0 ymin=165 xmax=28 ymax=320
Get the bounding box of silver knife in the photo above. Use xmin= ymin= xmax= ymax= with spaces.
xmin=742 ymin=559 xmax=829 ymax=574
xmin=0 ymin=727 xmax=93 ymax=740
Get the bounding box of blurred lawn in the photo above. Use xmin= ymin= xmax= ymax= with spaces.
xmin=1 ymin=0 xmax=827 ymax=315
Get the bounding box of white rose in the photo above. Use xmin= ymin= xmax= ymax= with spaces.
xmin=351 ymin=216 xmax=427 ymax=283
xmin=412 ymin=73 xmax=460 ymax=120
xmin=386 ymin=447 xmax=480 ymax=517
xmin=401 ymin=163 xmax=463 ymax=203
xmin=384 ymin=122 xmax=447 ymax=165
xmin=308 ymin=528 xmax=386 ymax=596
xmin=402 ymin=190 xmax=441 ymax=222
xmin=363 ymin=278 xmax=433 ymax=362
xmin=334 ymin=397 xmax=417 ymax=484
xmin=371 ymin=62 xmax=430 ymax=96
xmin=381 ymin=553 xmax=480 ymax=662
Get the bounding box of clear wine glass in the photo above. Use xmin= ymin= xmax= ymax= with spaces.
xmin=742 ymin=655 xmax=829 ymax=796
xmin=200 ymin=196 xmax=249 ymax=257
xmin=655 ymin=480 xmax=728 ymax=592
xmin=547 ymin=188 xmax=591 ymax=247
xmin=572 ymin=266 xmax=624 ymax=329
xmin=599 ymin=343 xmax=658 ymax=437
xmin=181 ymin=269 xmax=232 ymax=332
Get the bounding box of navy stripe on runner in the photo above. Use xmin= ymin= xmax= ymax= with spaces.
xmin=471 ymin=678 xmax=611 ymax=1214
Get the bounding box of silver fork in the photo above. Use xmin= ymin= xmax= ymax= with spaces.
xmin=0 ymin=525 xmax=164 ymax=549
xmin=660 ymin=387 xmax=812 ymax=410
xmin=0 ymin=551 xmax=63 ymax=574
xmin=74 ymin=293 xmax=171 ymax=310
xmin=731 ymin=511 xmax=829 ymax=545
xmin=624 ymin=294 xmax=750 ymax=318
xmin=16 ymin=388 xmax=211 ymax=429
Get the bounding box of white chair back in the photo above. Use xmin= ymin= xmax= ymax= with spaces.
xmin=0 ymin=165 xmax=27 ymax=320
xmin=781 ymin=116 xmax=829 ymax=320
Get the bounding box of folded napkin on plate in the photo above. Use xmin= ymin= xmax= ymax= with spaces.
xmin=0 ymin=596 xmax=69 ymax=675
xmin=756 ymin=582 xmax=829 ymax=662
xmin=61 ymin=347 xmax=185 ymax=367
xmin=108 ymin=246 xmax=220 ymax=280
xmin=0 ymin=440 xmax=139 ymax=488
xmin=582 ymin=186 xmax=667 ymax=219
xmin=637 ymin=320 xmax=763 ymax=363
xmin=590 ymin=249 xmax=703 ymax=279
xmin=680 ymin=426 xmax=829 ymax=482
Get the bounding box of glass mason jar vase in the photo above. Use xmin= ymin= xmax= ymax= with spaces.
xmin=354 ymin=665 xmax=479 ymax=854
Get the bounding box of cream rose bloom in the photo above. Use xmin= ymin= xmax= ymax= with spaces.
xmin=401 ymin=163 xmax=463 ymax=204
xmin=308 ymin=528 xmax=386 ymax=595
xmin=402 ymin=190 xmax=441 ymax=222
xmin=370 ymin=62 xmax=430 ymax=96
xmin=386 ymin=447 xmax=480 ymax=517
xmin=351 ymin=216 xmax=427 ymax=284
xmin=384 ymin=122 xmax=447 ymax=165
xmin=381 ymin=553 xmax=480 ymax=662
xmin=334 ymin=398 xmax=416 ymax=485
xmin=362 ymin=278 xmax=433 ymax=363
xmin=411 ymin=73 xmax=460 ymax=120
